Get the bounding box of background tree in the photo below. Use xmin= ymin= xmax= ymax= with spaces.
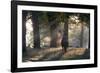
xmin=47 ymin=12 xmax=60 ymax=47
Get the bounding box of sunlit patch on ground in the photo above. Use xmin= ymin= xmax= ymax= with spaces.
xmin=23 ymin=47 xmax=89 ymax=62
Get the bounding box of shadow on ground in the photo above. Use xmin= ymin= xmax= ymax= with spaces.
xmin=23 ymin=47 xmax=90 ymax=62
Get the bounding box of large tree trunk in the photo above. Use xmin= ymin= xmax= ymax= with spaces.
xmin=61 ymin=14 xmax=69 ymax=52
xmin=22 ymin=11 xmax=27 ymax=53
xmin=63 ymin=15 xmax=68 ymax=48
xmin=32 ymin=12 xmax=40 ymax=49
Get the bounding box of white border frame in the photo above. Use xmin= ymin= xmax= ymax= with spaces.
xmin=17 ymin=5 xmax=94 ymax=68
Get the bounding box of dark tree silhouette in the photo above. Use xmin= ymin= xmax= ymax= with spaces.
xmin=32 ymin=12 xmax=40 ymax=48
xmin=61 ymin=32 xmax=68 ymax=52
xmin=22 ymin=11 xmax=27 ymax=53
xmin=61 ymin=14 xmax=69 ymax=52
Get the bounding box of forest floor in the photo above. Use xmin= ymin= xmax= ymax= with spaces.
xmin=23 ymin=47 xmax=90 ymax=62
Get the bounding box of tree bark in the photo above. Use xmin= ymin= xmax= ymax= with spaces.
xmin=22 ymin=11 xmax=27 ymax=52
xmin=63 ymin=15 xmax=68 ymax=48
xmin=32 ymin=12 xmax=40 ymax=49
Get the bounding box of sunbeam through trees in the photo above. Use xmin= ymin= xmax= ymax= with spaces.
xmin=22 ymin=11 xmax=90 ymax=62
